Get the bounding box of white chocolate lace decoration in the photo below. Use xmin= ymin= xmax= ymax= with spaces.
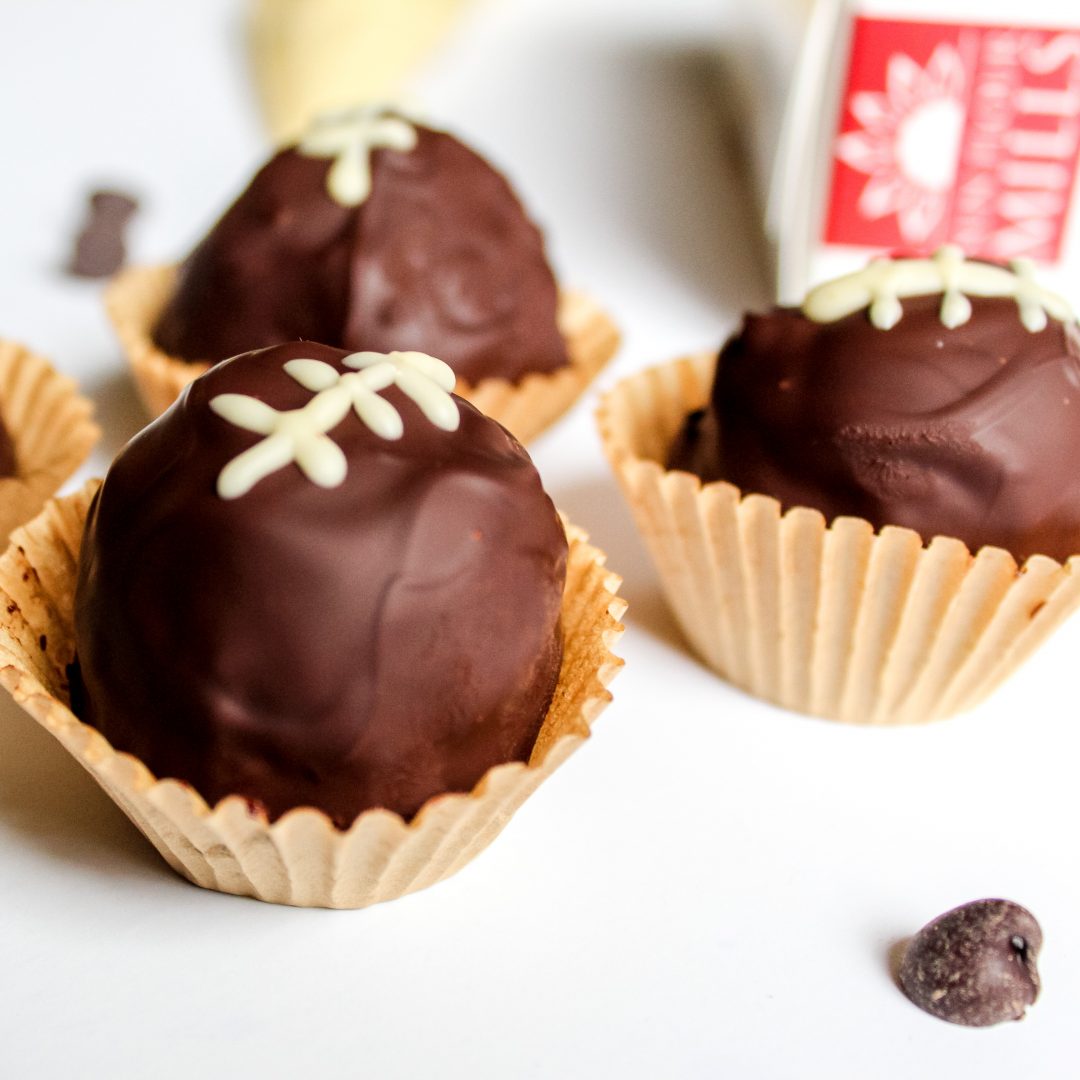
xmin=210 ymin=351 xmax=459 ymax=499
xmin=802 ymin=246 xmax=1074 ymax=333
xmin=298 ymin=105 xmax=418 ymax=207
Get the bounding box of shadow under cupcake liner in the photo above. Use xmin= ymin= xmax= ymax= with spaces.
xmin=0 ymin=482 xmax=626 ymax=908
xmin=596 ymin=352 xmax=1080 ymax=724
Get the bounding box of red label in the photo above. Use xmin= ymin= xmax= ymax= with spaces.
xmin=824 ymin=17 xmax=1080 ymax=263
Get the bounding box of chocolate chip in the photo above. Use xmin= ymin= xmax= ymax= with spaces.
xmin=898 ymin=899 xmax=1042 ymax=1026
xmin=66 ymin=188 xmax=139 ymax=278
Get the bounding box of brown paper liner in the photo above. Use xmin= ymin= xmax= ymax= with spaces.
xmin=0 ymin=342 xmax=99 ymax=543
xmin=596 ymin=352 xmax=1080 ymax=725
xmin=0 ymin=482 xmax=626 ymax=908
xmin=250 ymin=0 xmax=480 ymax=144
xmin=106 ymin=264 xmax=620 ymax=442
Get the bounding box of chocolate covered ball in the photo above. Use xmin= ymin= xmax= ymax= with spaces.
xmin=66 ymin=189 xmax=139 ymax=279
xmin=898 ymin=899 xmax=1042 ymax=1027
xmin=669 ymin=251 xmax=1080 ymax=562
xmin=72 ymin=341 xmax=568 ymax=825
xmin=154 ymin=107 xmax=569 ymax=384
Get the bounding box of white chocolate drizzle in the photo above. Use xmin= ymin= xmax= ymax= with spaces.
xmin=298 ymin=105 xmax=418 ymax=207
xmin=802 ymin=246 xmax=1074 ymax=333
xmin=210 ymin=351 xmax=459 ymax=499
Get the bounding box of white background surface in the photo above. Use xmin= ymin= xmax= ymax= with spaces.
xmin=0 ymin=2 xmax=1077 ymax=1077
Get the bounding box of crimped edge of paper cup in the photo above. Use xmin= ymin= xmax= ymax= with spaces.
xmin=595 ymin=352 xmax=1080 ymax=724
xmin=0 ymin=481 xmax=626 ymax=908
xmin=106 ymin=264 xmax=620 ymax=441
xmin=0 ymin=341 xmax=99 ymax=542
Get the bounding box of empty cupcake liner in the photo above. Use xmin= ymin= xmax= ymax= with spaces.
xmin=106 ymin=264 xmax=621 ymax=442
xmin=0 ymin=341 xmax=99 ymax=542
xmin=596 ymin=352 xmax=1080 ymax=724
xmin=0 ymin=482 xmax=626 ymax=908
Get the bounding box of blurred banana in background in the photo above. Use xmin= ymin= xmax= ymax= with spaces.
xmin=250 ymin=0 xmax=479 ymax=143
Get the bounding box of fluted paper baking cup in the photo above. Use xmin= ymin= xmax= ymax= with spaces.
xmin=0 ymin=482 xmax=626 ymax=908
xmin=250 ymin=0 xmax=481 ymax=143
xmin=0 ymin=341 xmax=98 ymax=542
xmin=106 ymin=264 xmax=620 ymax=442
xmin=596 ymin=353 xmax=1080 ymax=724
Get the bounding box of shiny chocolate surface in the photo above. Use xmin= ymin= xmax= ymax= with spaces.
xmin=154 ymin=122 xmax=569 ymax=384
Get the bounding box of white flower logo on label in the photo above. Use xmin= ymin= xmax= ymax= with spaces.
xmin=210 ymin=351 xmax=459 ymax=499
xmin=299 ymin=105 xmax=418 ymax=207
xmin=836 ymin=43 xmax=967 ymax=244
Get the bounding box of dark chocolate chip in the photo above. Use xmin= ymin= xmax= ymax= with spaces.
xmin=151 ymin=118 xmax=568 ymax=384
xmin=898 ymin=899 xmax=1042 ymax=1026
xmin=66 ymin=188 xmax=139 ymax=278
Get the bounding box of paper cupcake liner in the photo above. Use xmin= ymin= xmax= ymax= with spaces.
xmin=596 ymin=353 xmax=1080 ymax=725
xmin=0 ymin=341 xmax=99 ymax=542
xmin=0 ymin=482 xmax=626 ymax=908
xmin=106 ymin=264 xmax=621 ymax=442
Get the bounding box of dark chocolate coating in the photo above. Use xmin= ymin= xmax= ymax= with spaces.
xmin=0 ymin=413 xmax=16 ymax=477
xmin=669 ymin=294 xmax=1080 ymax=562
xmin=72 ymin=342 xmax=568 ymax=825
xmin=899 ymin=899 xmax=1042 ymax=1026
xmin=153 ymin=123 xmax=569 ymax=384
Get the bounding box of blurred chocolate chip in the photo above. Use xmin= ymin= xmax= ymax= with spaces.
xmin=898 ymin=899 xmax=1042 ymax=1027
xmin=66 ymin=189 xmax=139 ymax=278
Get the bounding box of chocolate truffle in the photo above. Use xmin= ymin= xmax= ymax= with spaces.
xmin=0 ymin=413 xmax=16 ymax=478
xmin=153 ymin=107 xmax=569 ymax=385
xmin=898 ymin=899 xmax=1042 ymax=1026
xmin=72 ymin=341 xmax=568 ymax=826
xmin=669 ymin=250 xmax=1080 ymax=562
